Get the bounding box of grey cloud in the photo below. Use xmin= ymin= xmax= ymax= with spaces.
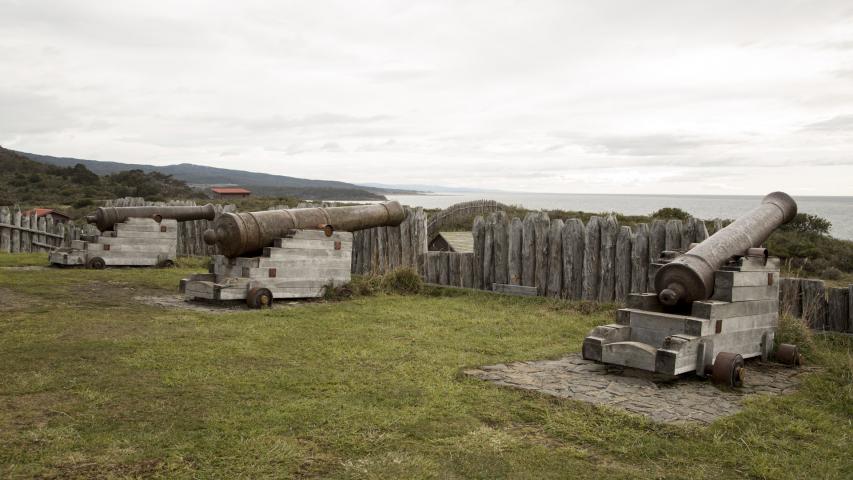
xmin=0 ymin=90 xmax=78 ymax=134
xmin=552 ymin=133 xmax=728 ymax=157
xmin=801 ymin=115 xmax=853 ymax=132
xmin=221 ymin=113 xmax=394 ymax=132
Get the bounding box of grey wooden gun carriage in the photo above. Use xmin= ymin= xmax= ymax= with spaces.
xmin=582 ymin=192 xmax=802 ymax=386
xmin=180 ymin=201 xmax=405 ymax=308
xmin=49 ymin=204 xmax=216 ymax=269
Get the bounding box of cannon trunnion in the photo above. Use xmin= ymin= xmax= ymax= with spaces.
xmin=582 ymin=192 xmax=802 ymax=386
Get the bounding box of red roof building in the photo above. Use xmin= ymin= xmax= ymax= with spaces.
xmin=211 ymin=187 xmax=251 ymax=198
xmin=22 ymin=208 xmax=71 ymax=223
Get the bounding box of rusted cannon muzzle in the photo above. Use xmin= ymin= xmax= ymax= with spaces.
xmin=204 ymin=201 xmax=406 ymax=258
xmin=86 ymin=204 xmax=217 ymax=231
xmin=654 ymin=192 xmax=797 ymax=306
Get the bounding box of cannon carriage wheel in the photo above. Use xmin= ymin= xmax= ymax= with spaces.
xmin=775 ymin=343 xmax=802 ymax=366
xmin=711 ymin=352 xmax=745 ymax=387
xmin=246 ymin=288 xmax=273 ymax=309
xmin=86 ymin=257 xmax=106 ymax=270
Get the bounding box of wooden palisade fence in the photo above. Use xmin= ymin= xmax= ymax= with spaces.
xmin=0 ymin=206 xmax=82 ymax=253
xmin=0 ymin=197 xmax=236 ymax=256
xmin=352 ymin=206 xmax=852 ymax=334
xmin=351 ymin=207 xmax=428 ymax=275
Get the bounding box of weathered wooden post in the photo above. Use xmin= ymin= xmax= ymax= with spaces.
xmin=681 ymin=217 xmax=695 ymax=250
xmin=472 ymin=216 xmax=486 ymax=289
xmin=11 ymin=208 xmax=21 ymax=253
xmin=493 ymin=211 xmax=509 ymax=285
xmin=561 ymin=218 xmax=584 ymax=300
xmin=598 ymin=215 xmax=618 ymax=302
xmin=508 ymin=217 xmax=523 ymax=285
xmin=615 ymin=226 xmax=632 ymax=302
xmin=582 ymin=216 xmax=602 ymax=301
xmin=665 ymin=219 xmax=682 ymax=252
xmin=799 ymin=279 xmax=825 ymax=329
xmin=448 ymin=252 xmax=462 ymax=287
xmin=826 ymin=288 xmax=849 ymax=332
xmin=438 ymin=252 xmax=450 ymax=285
xmin=534 ymin=212 xmax=550 ymax=296
xmin=521 ymin=213 xmax=536 ymax=288
xmin=400 ymin=209 xmax=412 ymax=268
xmin=461 ymin=253 xmax=475 ymax=288
xmin=694 ymin=218 xmax=709 ymax=242
xmin=648 ymin=219 xmax=666 ymax=290
xmin=849 ymin=285 xmax=853 ymax=333
xmin=630 ymin=223 xmax=649 ymax=294
xmin=780 ymin=278 xmax=802 ymax=318
xmin=482 ymin=214 xmax=495 ymax=289
xmin=21 ymin=214 xmax=30 ymax=253
xmin=0 ymin=206 xmax=9 ymax=253
xmin=11 ymin=206 xmax=21 ymax=253
xmin=546 ymin=219 xmax=563 ymax=298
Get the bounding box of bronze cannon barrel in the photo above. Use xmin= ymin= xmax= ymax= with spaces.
xmin=203 ymin=201 xmax=406 ymax=257
xmin=85 ymin=204 xmax=218 ymax=231
xmin=654 ymin=192 xmax=797 ymax=306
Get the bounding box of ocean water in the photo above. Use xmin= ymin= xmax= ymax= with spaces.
xmin=384 ymin=193 xmax=853 ymax=241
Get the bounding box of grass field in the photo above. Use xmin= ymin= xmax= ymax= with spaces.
xmin=0 ymin=253 xmax=851 ymax=479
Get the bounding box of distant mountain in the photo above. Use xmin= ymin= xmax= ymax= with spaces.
xmin=17 ymin=151 xmax=389 ymax=201
xmin=0 ymin=147 xmax=200 ymax=206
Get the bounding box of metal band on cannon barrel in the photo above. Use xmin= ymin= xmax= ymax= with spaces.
xmin=654 ymin=192 xmax=797 ymax=306
xmin=203 ymin=201 xmax=406 ymax=258
xmin=85 ymin=204 xmax=218 ymax=231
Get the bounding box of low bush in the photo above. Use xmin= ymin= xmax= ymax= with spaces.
xmin=775 ymin=313 xmax=815 ymax=358
xmin=380 ymin=267 xmax=423 ymax=294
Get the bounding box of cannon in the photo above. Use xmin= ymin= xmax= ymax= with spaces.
xmin=656 ymin=192 xmax=797 ymax=306
xmin=50 ymin=204 xmax=218 ymax=269
xmin=86 ymin=204 xmax=217 ymax=231
xmin=582 ymin=192 xmax=802 ymax=387
xmin=181 ymin=201 xmax=407 ymax=307
xmin=202 ymin=201 xmax=406 ymax=258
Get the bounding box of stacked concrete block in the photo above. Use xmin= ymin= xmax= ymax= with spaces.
xmin=181 ymin=229 xmax=352 ymax=302
xmin=49 ymin=218 xmax=177 ymax=268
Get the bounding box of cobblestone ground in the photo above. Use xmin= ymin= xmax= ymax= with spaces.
xmin=465 ymin=354 xmax=815 ymax=424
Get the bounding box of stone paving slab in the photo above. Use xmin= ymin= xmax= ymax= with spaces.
xmin=464 ymin=353 xmax=816 ymax=424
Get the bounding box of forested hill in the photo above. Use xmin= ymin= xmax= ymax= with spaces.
xmin=18 ymin=151 xmax=400 ymax=200
xmin=0 ymin=147 xmax=201 ymax=206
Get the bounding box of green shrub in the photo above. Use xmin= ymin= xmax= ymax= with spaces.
xmin=775 ymin=313 xmax=815 ymax=358
xmin=780 ymin=213 xmax=832 ymax=236
xmin=72 ymin=198 xmax=94 ymax=208
xmin=650 ymin=207 xmax=691 ymax=221
xmin=820 ymin=266 xmax=843 ymax=281
xmin=380 ymin=268 xmax=423 ymax=294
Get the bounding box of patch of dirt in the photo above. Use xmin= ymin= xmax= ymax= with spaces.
xmin=133 ymin=294 xmax=310 ymax=313
xmin=0 ymin=286 xmax=40 ymax=312
xmin=466 ymin=353 xmax=819 ymax=424
xmin=0 ymin=266 xmax=50 ymax=271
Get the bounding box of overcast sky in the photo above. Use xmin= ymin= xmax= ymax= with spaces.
xmin=1 ymin=1 xmax=852 ymax=195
